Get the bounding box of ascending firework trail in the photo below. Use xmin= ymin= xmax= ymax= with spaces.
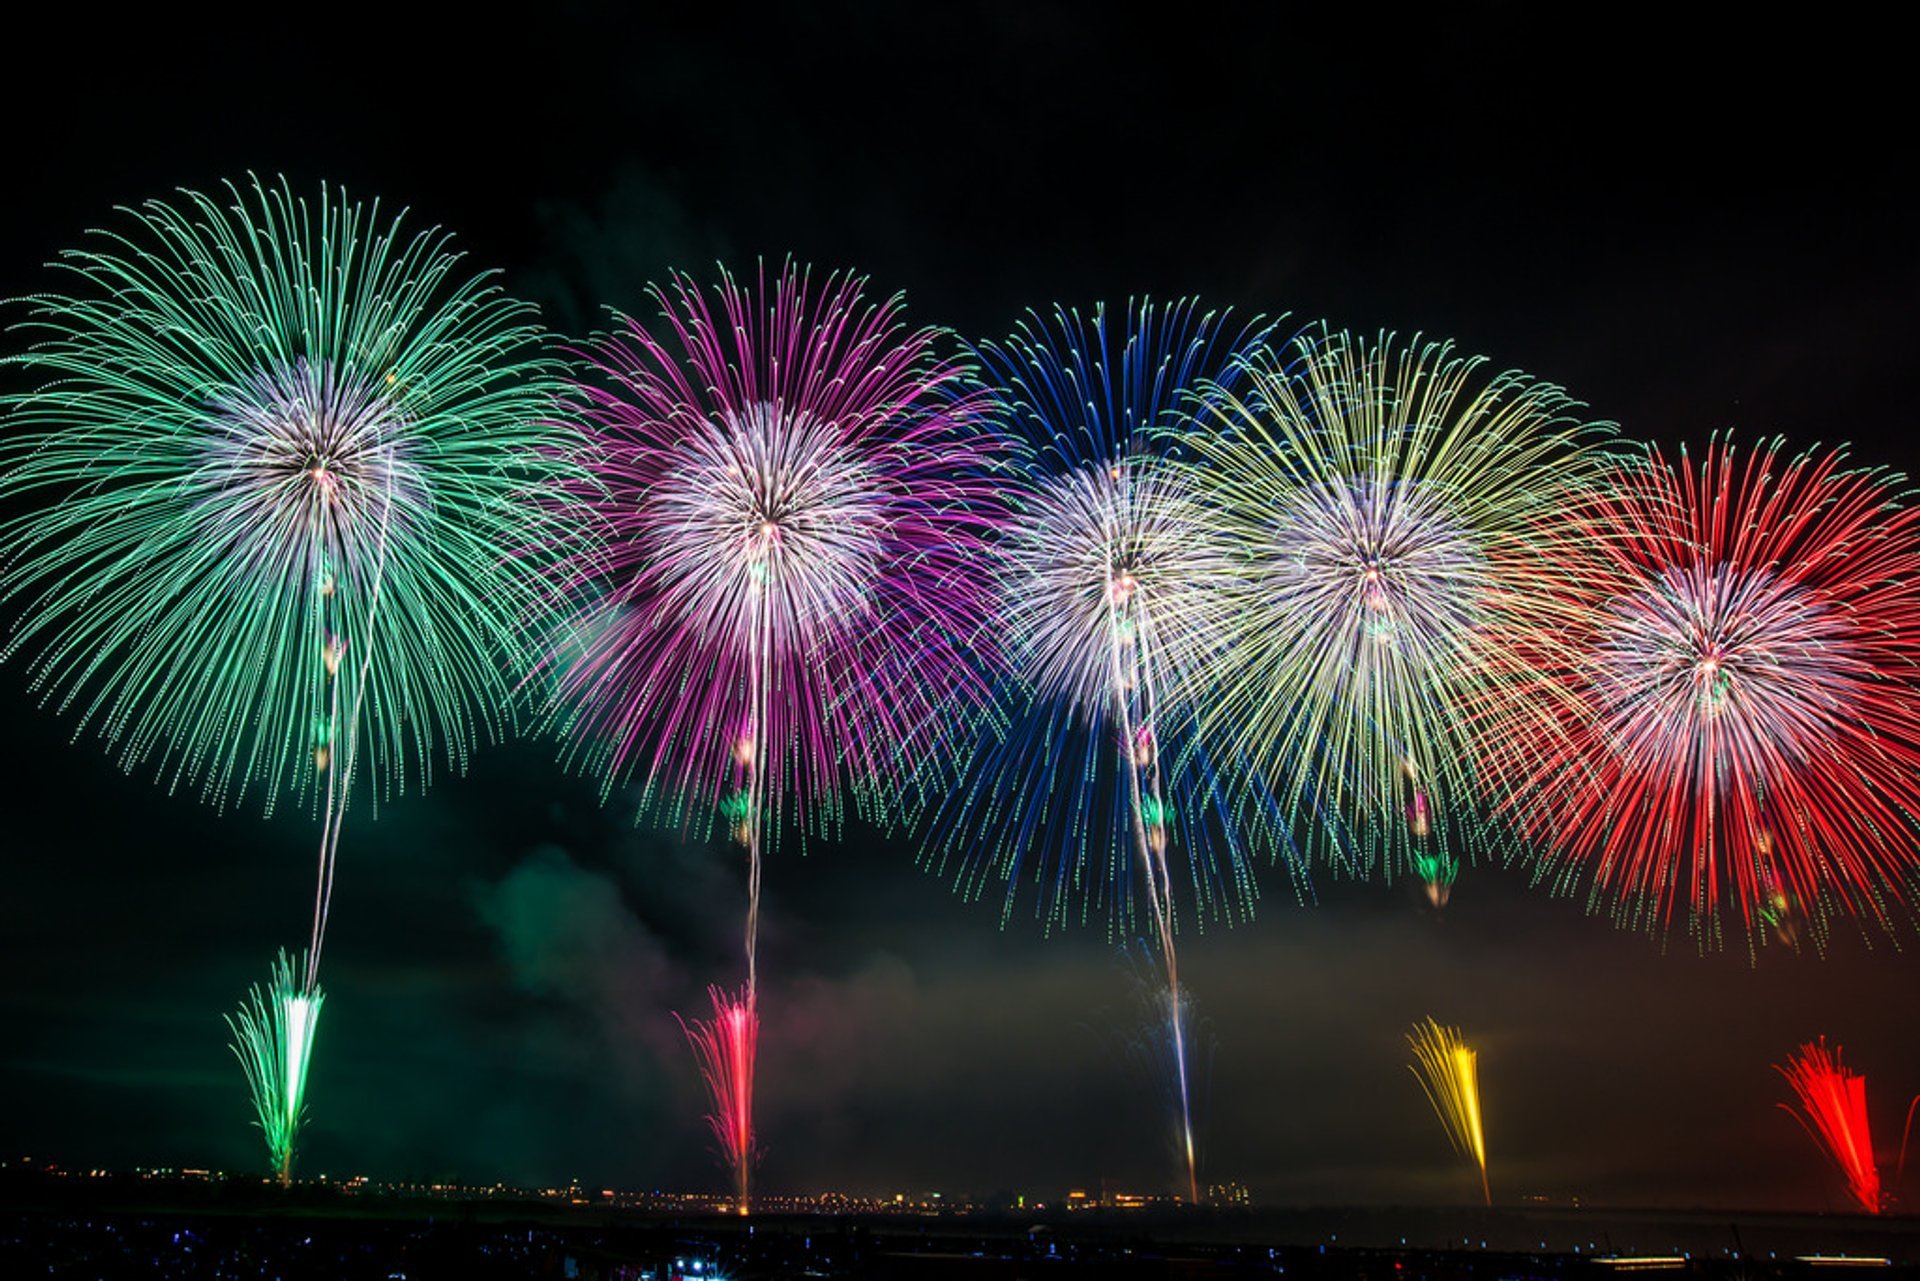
xmin=541 ymin=262 xmax=1002 ymax=1211
xmin=0 ymin=176 xmax=570 ymax=1183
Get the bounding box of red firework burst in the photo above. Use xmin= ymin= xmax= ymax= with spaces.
xmin=1470 ymin=438 xmax=1920 ymax=944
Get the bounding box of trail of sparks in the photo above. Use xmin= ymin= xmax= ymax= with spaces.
xmin=1407 ymin=1017 xmax=1490 ymax=1205
xmin=1113 ymin=945 xmax=1212 ymax=1203
xmin=1105 ymin=462 xmax=1198 ymax=1202
xmin=305 ymin=410 xmax=398 ymax=990
xmin=704 ymin=564 xmax=772 ymax=1210
xmin=1777 ymin=1039 xmax=1880 ymax=1214
xmin=1899 ymin=1094 xmax=1920 ymax=1190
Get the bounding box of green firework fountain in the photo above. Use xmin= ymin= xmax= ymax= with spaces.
xmin=225 ymin=952 xmax=326 ymax=1186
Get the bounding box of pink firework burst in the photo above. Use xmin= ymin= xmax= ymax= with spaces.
xmin=546 ymin=262 xmax=1002 ymax=833
xmin=1469 ymin=437 xmax=1920 ymax=946
xmin=541 ymin=261 xmax=1004 ymax=1205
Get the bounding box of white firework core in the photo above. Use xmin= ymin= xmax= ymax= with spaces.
xmin=655 ymin=402 xmax=890 ymax=653
xmin=203 ymin=358 xmax=417 ymax=564
xmin=1001 ymin=461 xmax=1234 ymax=713
xmin=1264 ymin=477 xmax=1484 ymax=686
xmin=1594 ymin=565 xmax=1854 ymax=766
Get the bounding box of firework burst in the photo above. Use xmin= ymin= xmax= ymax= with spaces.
xmin=1469 ymin=438 xmax=1920 ymax=945
xmin=1180 ymin=326 xmax=1610 ymax=884
xmin=1 ymin=175 xmax=567 ymax=818
xmin=926 ymin=300 xmax=1277 ymax=1204
xmin=1777 ymin=1038 xmax=1881 ymax=1213
xmin=1 ymin=175 xmax=569 ymax=1176
xmin=543 ymin=261 xmax=1002 ymax=1206
xmin=1407 ymin=1016 xmax=1490 ymax=1205
xmin=930 ymin=299 xmax=1282 ymax=931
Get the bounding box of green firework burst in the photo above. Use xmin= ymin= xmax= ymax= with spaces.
xmin=0 ymin=175 xmax=571 ymax=813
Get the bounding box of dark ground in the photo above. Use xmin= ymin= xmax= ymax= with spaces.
xmin=4 ymin=1173 xmax=1918 ymax=1280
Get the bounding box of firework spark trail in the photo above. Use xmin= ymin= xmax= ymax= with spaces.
xmin=674 ymin=567 xmax=775 ymax=1217
xmin=544 ymin=262 xmax=1002 ymax=1209
xmin=1466 ymin=438 xmax=1920 ymax=946
xmin=1105 ymin=460 xmax=1199 ymax=1201
xmin=1407 ymin=1017 xmax=1490 ymax=1205
xmin=0 ymin=176 xmax=571 ymax=1178
xmin=1180 ymin=326 xmax=1610 ymax=886
xmin=929 ymin=301 xmax=1280 ymax=1203
xmin=1110 ymin=944 xmax=1212 ymax=1193
xmin=1899 ymin=1094 xmax=1920 ymax=1191
xmin=306 ymin=425 xmax=398 ymax=990
xmin=1777 ymin=1039 xmax=1881 ymax=1213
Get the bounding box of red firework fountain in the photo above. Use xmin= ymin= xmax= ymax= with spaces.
xmin=1777 ymin=1039 xmax=1880 ymax=1214
xmin=681 ymin=986 xmax=758 ymax=1214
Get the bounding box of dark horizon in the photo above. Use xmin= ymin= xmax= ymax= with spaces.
xmin=2 ymin=3 xmax=1916 ymax=1214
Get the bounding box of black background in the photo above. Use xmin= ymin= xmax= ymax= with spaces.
xmin=1 ymin=3 xmax=1914 ymax=1208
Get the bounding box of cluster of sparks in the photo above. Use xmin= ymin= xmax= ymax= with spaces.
xmin=8 ymin=174 xmax=1920 ymax=1207
xmin=1407 ymin=1017 xmax=1491 ymax=1206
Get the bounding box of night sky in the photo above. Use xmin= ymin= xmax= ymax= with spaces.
xmin=2 ymin=4 xmax=1916 ymax=1211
